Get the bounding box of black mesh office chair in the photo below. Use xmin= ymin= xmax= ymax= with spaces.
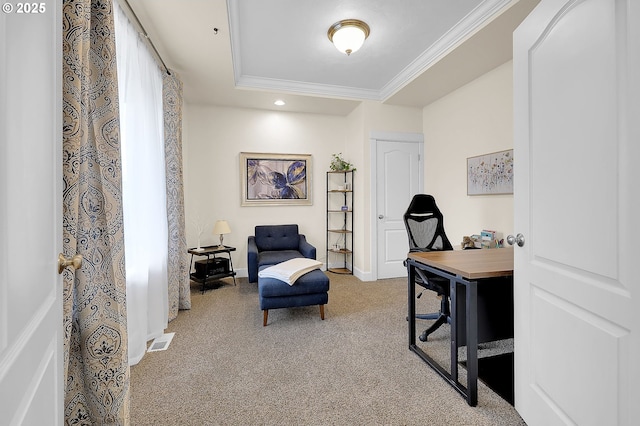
xmin=404 ymin=194 xmax=454 ymax=342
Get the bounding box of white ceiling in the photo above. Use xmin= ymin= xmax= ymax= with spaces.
xmin=126 ymin=0 xmax=539 ymax=115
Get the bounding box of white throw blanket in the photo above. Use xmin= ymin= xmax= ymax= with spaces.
xmin=258 ymin=258 xmax=323 ymax=286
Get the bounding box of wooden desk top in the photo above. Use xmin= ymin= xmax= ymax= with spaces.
xmin=407 ymin=247 xmax=513 ymax=280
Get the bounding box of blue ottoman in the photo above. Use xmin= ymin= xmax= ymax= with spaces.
xmin=258 ymin=267 xmax=330 ymax=326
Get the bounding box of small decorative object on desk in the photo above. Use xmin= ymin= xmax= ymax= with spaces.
xmin=481 ymin=230 xmax=499 ymax=248
xmin=461 ymin=236 xmax=476 ymax=249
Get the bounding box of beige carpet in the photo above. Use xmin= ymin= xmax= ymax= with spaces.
xmin=130 ymin=273 xmax=526 ymax=425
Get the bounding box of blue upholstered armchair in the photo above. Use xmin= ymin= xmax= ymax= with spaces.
xmin=247 ymin=224 xmax=317 ymax=283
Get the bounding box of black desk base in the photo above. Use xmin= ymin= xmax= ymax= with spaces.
xmin=461 ymin=352 xmax=514 ymax=405
xmin=407 ymin=258 xmax=514 ymax=406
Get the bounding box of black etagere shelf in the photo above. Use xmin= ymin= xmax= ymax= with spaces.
xmin=326 ymin=170 xmax=353 ymax=274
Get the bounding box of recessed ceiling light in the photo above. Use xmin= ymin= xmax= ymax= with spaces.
xmin=274 ymin=100 xmax=285 ymax=106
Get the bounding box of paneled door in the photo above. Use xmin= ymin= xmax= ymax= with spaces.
xmin=513 ymin=0 xmax=639 ymax=424
xmin=372 ymin=133 xmax=423 ymax=279
xmin=0 ymin=1 xmax=64 ymax=424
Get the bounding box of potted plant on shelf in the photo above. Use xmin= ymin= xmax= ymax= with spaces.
xmin=330 ymin=153 xmax=356 ymax=172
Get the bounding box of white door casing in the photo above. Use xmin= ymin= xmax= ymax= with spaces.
xmin=0 ymin=1 xmax=63 ymax=424
xmin=370 ymin=133 xmax=423 ymax=280
xmin=513 ymin=0 xmax=639 ymax=425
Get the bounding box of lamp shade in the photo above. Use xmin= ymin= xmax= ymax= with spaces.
xmin=328 ymin=19 xmax=370 ymax=56
xmin=213 ymin=220 xmax=231 ymax=235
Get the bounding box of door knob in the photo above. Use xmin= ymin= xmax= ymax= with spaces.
xmin=58 ymin=253 xmax=83 ymax=274
xmin=506 ymin=234 xmax=525 ymax=247
xmin=378 ymin=215 xmax=384 ymax=219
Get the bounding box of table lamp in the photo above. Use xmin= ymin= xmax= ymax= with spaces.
xmin=213 ymin=220 xmax=231 ymax=248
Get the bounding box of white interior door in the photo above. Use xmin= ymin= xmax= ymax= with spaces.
xmin=0 ymin=1 xmax=63 ymax=424
xmin=513 ymin=0 xmax=639 ymax=424
xmin=373 ymin=135 xmax=423 ymax=279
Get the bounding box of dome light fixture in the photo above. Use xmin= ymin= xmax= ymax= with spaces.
xmin=327 ymin=19 xmax=370 ymax=56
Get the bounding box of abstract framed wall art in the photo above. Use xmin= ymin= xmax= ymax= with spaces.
xmin=467 ymin=149 xmax=513 ymax=195
xmin=240 ymin=152 xmax=312 ymax=206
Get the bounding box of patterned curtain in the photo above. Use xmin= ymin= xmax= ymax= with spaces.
xmin=164 ymin=72 xmax=191 ymax=320
xmin=62 ymin=0 xmax=130 ymax=424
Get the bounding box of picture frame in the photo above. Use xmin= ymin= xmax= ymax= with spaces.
xmin=467 ymin=149 xmax=513 ymax=195
xmin=240 ymin=152 xmax=312 ymax=206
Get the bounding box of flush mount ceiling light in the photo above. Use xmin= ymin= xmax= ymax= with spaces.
xmin=327 ymin=19 xmax=370 ymax=56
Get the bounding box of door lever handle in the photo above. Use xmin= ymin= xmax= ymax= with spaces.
xmin=58 ymin=253 xmax=83 ymax=274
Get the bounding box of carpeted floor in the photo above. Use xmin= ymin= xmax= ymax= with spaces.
xmin=130 ymin=273 xmax=526 ymax=425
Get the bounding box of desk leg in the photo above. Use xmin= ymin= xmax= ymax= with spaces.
xmin=450 ymin=279 xmax=458 ymax=383
xmin=466 ymin=280 xmax=478 ymax=406
xmin=408 ymin=264 xmax=416 ymax=347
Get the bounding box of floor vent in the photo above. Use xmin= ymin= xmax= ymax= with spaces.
xmin=147 ymin=332 xmax=175 ymax=352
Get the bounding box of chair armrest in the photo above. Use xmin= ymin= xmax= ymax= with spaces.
xmin=247 ymin=236 xmax=259 ymax=282
xmin=298 ymin=235 xmax=316 ymax=260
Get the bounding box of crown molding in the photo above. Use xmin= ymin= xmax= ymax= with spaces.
xmin=235 ymin=75 xmax=382 ymax=101
xmin=379 ymin=0 xmax=514 ymax=100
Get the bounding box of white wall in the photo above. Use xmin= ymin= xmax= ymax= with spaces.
xmin=349 ymin=101 xmax=423 ymax=278
xmin=183 ymin=105 xmax=347 ymax=275
xmin=422 ymin=61 xmax=514 ymax=246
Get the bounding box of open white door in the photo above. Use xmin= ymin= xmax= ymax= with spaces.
xmin=513 ymin=0 xmax=639 ymax=425
xmin=372 ymin=133 xmax=423 ymax=279
xmin=0 ymin=1 xmax=64 ymax=424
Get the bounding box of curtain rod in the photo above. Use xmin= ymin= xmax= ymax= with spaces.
xmin=120 ymin=0 xmax=171 ymax=75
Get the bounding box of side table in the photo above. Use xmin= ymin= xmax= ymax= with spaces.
xmin=188 ymin=245 xmax=237 ymax=292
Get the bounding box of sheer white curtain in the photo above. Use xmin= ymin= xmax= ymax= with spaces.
xmin=114 ymin=2 xmax=168 ymax=366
